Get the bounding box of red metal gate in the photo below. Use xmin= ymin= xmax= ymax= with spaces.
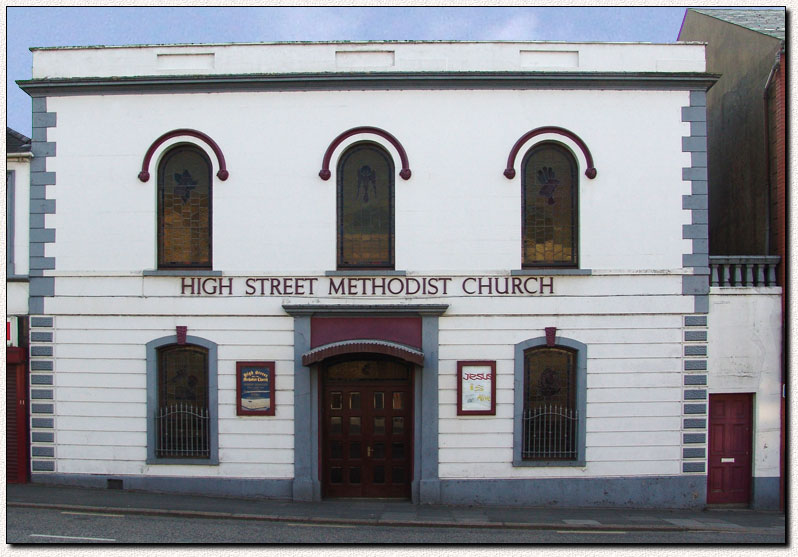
xmin=6 ymin=347 xmax=29 ymax=484
xmin=707 ymin=393 xmax=753 ymax=505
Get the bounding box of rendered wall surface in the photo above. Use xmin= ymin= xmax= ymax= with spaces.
xmin=45 ymin=88 xmax=692 ymax=273
xmin=707 ymin=291 xmax=782 ymax=492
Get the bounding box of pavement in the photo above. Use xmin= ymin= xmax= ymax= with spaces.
xmin=5 ymin=482 xmax=786 ymax=535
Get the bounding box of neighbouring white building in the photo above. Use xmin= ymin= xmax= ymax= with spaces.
xmin=13 ymin=40 xmax=782 ymax=508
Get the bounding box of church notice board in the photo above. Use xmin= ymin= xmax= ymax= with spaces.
xmin=457 ymin=360 xmax=496 ymax=416
xmin=236 ymin=361 xmax=275 ymax=416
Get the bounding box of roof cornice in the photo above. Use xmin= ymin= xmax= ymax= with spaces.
xmin=18 ymin=71 xmax=720 ymax=96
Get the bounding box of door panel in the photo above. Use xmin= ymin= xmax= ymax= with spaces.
xmin=6 ymin=349 xmax=29 ymax=484
xmin=322 ymin=359 xmax=412 ymax=498
xmin=707 ymin=393 xmax=752 ymax=505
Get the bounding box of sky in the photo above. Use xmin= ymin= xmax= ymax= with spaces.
xmin=3 ymin=5 xmax=781 ymax=136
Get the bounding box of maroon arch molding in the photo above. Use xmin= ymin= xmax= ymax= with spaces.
xmin=302 ymin=340 xmax=424 ymax=367
xmin=504 ymin=126 xmax=597 ymax=180
xmin=138 ymin=128 xmax=229 ymax=182
xmin=319 ymin=126 xmax=412 ymax=181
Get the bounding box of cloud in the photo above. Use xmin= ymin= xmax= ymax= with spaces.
xmin=477 ymin=11 xmax=541 ymax=41
xmin=247 ymin=8 xmax=369 ymax=42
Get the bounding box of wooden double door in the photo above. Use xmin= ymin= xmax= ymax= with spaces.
xmin=322 ymin=358 xmax=413 ymax=498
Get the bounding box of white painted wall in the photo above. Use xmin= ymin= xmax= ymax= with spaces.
xmin=44 ymin=273 xmax=693 ymax=478
xmin=31 ymin=41 xmax=706 ymax=79
xmin=708 ymin=290 xmax=782 ymax=479
xmin=7 ymin=157 xmax=30 ymax=277
xmin=46 ymin=86 xmax=692 ymax=273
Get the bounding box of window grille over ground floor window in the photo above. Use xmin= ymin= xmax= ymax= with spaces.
xmin=155 ymin=403 xmax=210 ymax=458
xmin=521 ymin=405 xmax=578 ymax=460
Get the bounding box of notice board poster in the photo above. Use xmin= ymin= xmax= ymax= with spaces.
xmin=236 ymin=361 xmax=275 ymax=416
xmin=457 ymin=361 xmax=496 ymax=416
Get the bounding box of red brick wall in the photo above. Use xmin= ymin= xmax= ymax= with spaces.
xmin=766 ymin=50 xmax=786 ymax=511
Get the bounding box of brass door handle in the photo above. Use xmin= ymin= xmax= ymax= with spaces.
xmin=367 ymin=446 xmax=373 ymax=457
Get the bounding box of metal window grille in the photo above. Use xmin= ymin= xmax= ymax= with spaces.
xmin=522 ymin=405 xmax=578 ymax=460
xmin=155 ymin=403 xmax=210 ymax=458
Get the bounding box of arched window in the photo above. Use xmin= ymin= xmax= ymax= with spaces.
xmin=513 ymin=336 xmax=586 ymax=467
xmin=337 ymin=142 xmax=395 ymax=269
xmin=522 ymin=346 xmax=577 ymax=461
xmin=158 ymin=145 xmax=212 ymax=269
xmin=154 ymin=343 xmax=210 ymax=459
xmin=522 ymin=143 xmax=578 ymax=267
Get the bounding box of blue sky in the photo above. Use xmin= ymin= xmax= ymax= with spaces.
xmin=0 ymin=6 xmax=735 ymax=135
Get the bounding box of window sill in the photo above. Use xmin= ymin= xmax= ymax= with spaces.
xmin=143 ymin=269 xmax=222 ymax=277
xmin=513 ymin=458 xmax=586 ymax=467
xmin=326 ymin=270 xmax=407 ymax=276
xmin=146 ymin=458 xmax=219 ymax=465
xmin=512 ymin=269 xmax=592 ymax=276
xmin=7 ymin=274 xmax=29 ymax=282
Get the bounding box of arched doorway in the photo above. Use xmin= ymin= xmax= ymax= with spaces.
xmin=320 ymin=356 xmax=413 ymax=498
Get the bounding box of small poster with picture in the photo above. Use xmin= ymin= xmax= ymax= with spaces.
xmin=237 ymin=362 xmax=275 ymax=416
xmin=457 ymin=361 xmax=496 ymax=416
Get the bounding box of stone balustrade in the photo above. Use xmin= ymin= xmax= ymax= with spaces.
xmin=709 ymin=256 xmax=780 ymax=287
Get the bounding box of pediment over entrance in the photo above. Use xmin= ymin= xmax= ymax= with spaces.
xmin=302 ymin=339 xmax=424 ymax=367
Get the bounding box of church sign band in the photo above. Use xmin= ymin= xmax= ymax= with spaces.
xmin=180 ymin=275 xmax=556 ymax=297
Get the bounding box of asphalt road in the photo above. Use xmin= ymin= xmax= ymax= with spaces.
xmin=6 ymin=507 xmax=786 ymax=544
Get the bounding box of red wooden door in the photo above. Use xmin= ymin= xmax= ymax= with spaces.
xmin=707 ymin=393 xmax=753 ymax=505
xmin=322 ymin=358 xmax=413 ymax=498
xmin=6 ymin=347 xmax=29 ymax=484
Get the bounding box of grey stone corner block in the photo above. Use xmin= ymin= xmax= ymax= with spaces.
xmin=684 ymin=360 xmax=708 ymax=371
xmin=684 ymin=345 xmax=707 ymax=356
xmin=682 ymin=136 xmax=707 ymax=152
xmin=682 ymin=167 xmax=708 ymax=181
xmin=682 ymin=194 xmax=708 ymax=210
xmin=683 ymin=275 xmax=709 ymax=295
xmin=32 ymin=97 xmax=47 ymax=113
xmin=690 ymin=121 xmax=707 ymax=137
xmin=683 ymin=433 xmax=706 ymax=443
xmin=684 ymin=315 xmax=707 ymax=327
xmin=691 ymin=239 xmax=709 ymax=254
xmin=32 ymin=142 xmax=56 ymax=157
xmin=31 ymin=171 xmax=57 ymax=186
xmin=682 ymin=224 xmax=708 ymax=240
xmin=691 ymin=210 xmax=708 ymax=225
xmin=32 ymin=460 xmax=56 ymax=472
xmin=693 ymin=295 xmax=709 ymax=315
xmin=684 ymin=389 xmax=707 ymax=400
xmin=681 ymin=106 xmax=707 ymax=122
xmin=689 ymin=90 xmax=707 ymax=106
xmin=682 ymin=462 xmax=705 ymax=473
xmin=32 ymin=112 xmax=57 ymax=128
xmin=691 ymin=152 xmax=708 ymax=168
xmin=30 ymin=316 xmax=54 ymax=328
xmin=683 ymin=253 xmax=708 ymax=267
xmin=683 ymin=448 xmax=706 ymax=459
xmin=684 ymin=374 xmax=707 ymax=385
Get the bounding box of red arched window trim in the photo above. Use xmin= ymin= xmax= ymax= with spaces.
xmin=504 ymin=126 xmax=597 ymax=180
xmin=319 ymin=126 xmax=411 ymax=181
xmin=138 ymin=129 xmax=229 ymax=182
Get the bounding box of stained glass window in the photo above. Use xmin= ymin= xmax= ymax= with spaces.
xmin=158 ymin=145 xmax=212 ymax=268
xmin=522 ymin=347 xmax=577 ymax=461
xmin=156 ymin=344 xmax=210 ymax=459
xmin=522 ymin=143 xmax=578 ymax=267
xmin=158 ymin=345 xmax=209 ymax=409
xmin=337 ymin=143 xmax=394 ymax=268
